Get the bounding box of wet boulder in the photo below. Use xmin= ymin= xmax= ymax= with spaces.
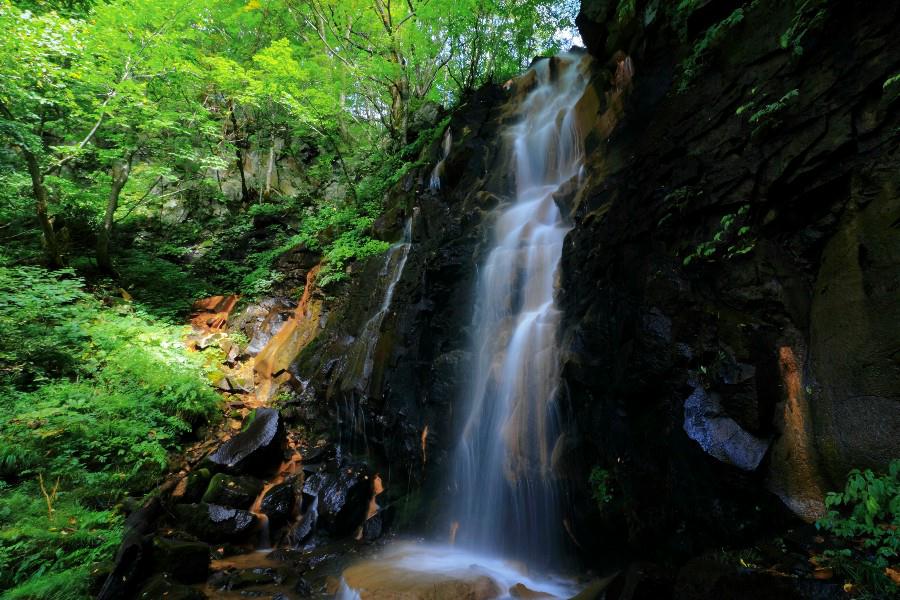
xmin=96 ymin=496 xmax=162 ymax=600
xmin=202 ymin=473 xmax=264 ymax=510
xmin=260 ymin=480 xmax=296 ymax=529
xmin=302 ymin=465 xmax=372 ymax=536
xmin=361 ymin=504 xmax=394 ymax=542
xmin=173 ymin=503 xmax=257 ymax=543
xmin=136 ymin=573 xmax=207 ymax=600
xmin=285 ymin=492 xmax=318 ymax=545
xmin=203 ymin=408 xmax=285 ymax=475
xmin=682 ymin=386 xmax=770 ymax=472
xmin=151 ymin=537 xmax=210 ymax=584
xmin=209 ymin=567 xmax=287 ymax=591
xmin=294 ymin=576 xmax=313 ymax=597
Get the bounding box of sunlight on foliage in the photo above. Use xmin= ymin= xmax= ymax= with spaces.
xmin=0 ymin=265 xmax=220 ymax=596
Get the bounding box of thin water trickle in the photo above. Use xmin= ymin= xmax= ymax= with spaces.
xmin=337 ymin=214 xmax=416 ymax=452
xmin=357 ymin=215 xmax=414 ymax=384
xmin=429 ymin=127 xmax=452 ymax=191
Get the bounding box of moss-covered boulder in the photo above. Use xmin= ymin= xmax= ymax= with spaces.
xmin=201 ymin=473 xmax=263 ymax=510
xmin=176 ymin=468 xmax=212 ymax=504
xmin=151 ymin=537 xmax=210 ymax=584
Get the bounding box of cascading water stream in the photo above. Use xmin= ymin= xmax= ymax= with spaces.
xmin=451 ymin=51 xmax=590 ymax=564
xmin=337 ymin=53 xmax=591 ymax=599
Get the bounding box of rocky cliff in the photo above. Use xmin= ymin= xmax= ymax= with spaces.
xmin=562 ymin=0 xmax=900 ymax=564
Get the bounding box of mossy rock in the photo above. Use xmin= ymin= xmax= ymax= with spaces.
xmin=136 ymin=573 xmax=207 ymax=600
xmin=202 ymin=473 xmax=263 ymax=510
xmin=179 ymin=468 xmax=212 ymax=504
xmin=151 ymin=537 xmax=210 ymax=584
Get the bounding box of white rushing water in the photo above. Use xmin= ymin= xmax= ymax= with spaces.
xmin=451 ymin=51 xmax=590 ymax=564
xmin=335 ymin=542 xmax=581 ymax=600
xmin=337 ymin=53 xmax=591 ymax=598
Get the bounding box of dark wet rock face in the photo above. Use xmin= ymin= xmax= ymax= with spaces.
xmin=260 ymin=480 xmax=296 ymax=529
xmin=293 ymin=83 xmax=513 ymax=529
xmin=173 ymin=503 xmax=257 ymax=543
xmin=565 ymin=0 xmax=900 ymax=564
xmin=203 ymin=408 xmax=285 ymax=475
xmin=302 ymin=465 xmax=372 ymax=537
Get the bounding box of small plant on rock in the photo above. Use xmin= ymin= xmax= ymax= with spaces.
xmin=780 ymin=0 xmax=829 ymax=57
xmin=682 ymin=204 xmax=755 ymax=266
xmin=589 ymin=466 xmax=613 ymax=509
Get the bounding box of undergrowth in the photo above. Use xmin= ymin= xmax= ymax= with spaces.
xmin=0 ymin=264 xmax=221 ymax=598
xmin=816 ymin=460 xmax=900 ymax=598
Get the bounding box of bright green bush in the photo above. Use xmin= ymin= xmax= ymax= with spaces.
xmin=0 ymin=265 xmax=221 ymax=598
xmin=816 ymin=460 xmax=900 ymax=597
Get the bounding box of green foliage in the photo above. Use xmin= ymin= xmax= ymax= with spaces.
xmin=884 ymin=73 xmax=900 ymax=90
xmin=589 ymin=466 xmax=613 ymax=509
xmin=780 ymin=0 xmax=829 ymax=57
xmin=815 ymin=461 xmax=900 ymax=596
xmin=0 ymin=265 xmax=220 ymax=596
xmin=676 ymin=4 xmax=754 ymax=93
xmin=749 ymin=88 xmax=799 ymax=130
xmin=615 ymin=0 xmax=636 ymax=24
xmin=682 ymin=204 xmax=755 ymax=266
xmin=712 ymin=546 xmax=764 ymax=569
xmin=115 ymin=250 xmax=215 ymax=321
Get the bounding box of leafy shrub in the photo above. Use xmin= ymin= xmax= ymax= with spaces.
xmin=0 ymin=265 xmax=221 ymax=597
xmin=780 ymin=0 xmax=828 ymax=56
xmin=816 ymin=460 xmax=900 ymax=597
xmin=682 ymin=204 xmax=754 ymax=266
xmin=589 ymin=466 xmax=613 ymax=508
xmin=116 ymin=250 xmax=216 ymax=321
xmin=676 ymin=3 xmax=756 ymax=93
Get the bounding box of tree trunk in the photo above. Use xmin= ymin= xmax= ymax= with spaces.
xmin=96 ymin=158 xmax=131 ymax=275
xmin=229 ymin=106 xmax=251 ymax=212
xmin=389 ymin=78 xmax=410 ymax=149
xmin=22 ymin=147 xmax=64 ymax=268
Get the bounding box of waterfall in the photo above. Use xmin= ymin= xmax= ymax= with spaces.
xmin=335 ymin=54 xmax=591 ymax=599
xmin=429 ymin=127 xmax=452 ymax=191
xmin=450 ymin=52 xmax=590 ymax=563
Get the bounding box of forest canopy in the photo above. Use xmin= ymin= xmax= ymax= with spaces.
xmin=0 ymin=0 xmax=577 ymax=277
